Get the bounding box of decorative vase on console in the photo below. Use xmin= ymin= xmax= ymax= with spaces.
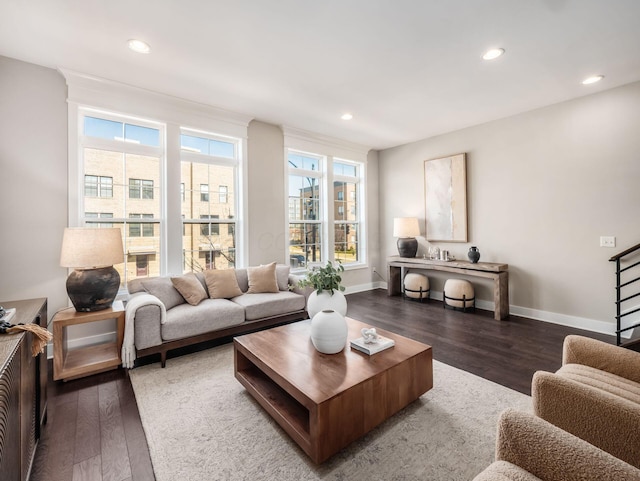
xmin=310 ymin=309 xmax=348 ymax=354
xmin=468 ymin=246 xmax=480 ymax=264
xmin=299 ymin=260 xmax=347 ymax=318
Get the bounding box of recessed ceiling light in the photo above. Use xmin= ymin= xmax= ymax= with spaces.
xmin=128 ymin=39 xmax=151 ymax=54
xmin=341 ymin=113 xmax=353 ymax=120
xmin=582 ymin=75 xmax=604 ymax=85
xmin=482 ymin=48 xmax=505 ymax=60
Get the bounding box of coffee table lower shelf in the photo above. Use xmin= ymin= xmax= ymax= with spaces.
xmin=235 ymin=364 xmax=312 ymax=454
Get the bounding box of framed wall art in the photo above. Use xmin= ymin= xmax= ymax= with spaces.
xmin=424 ymin=153 xmax=467 ymax=242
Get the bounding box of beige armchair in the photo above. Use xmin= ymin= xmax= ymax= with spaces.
xmin=532 ymin=335 xmax=640 ymax=469
xmin=473 ymin=409 xmax=640 ymax=480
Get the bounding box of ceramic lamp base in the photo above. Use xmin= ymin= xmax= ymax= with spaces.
xmin=66 ymin=266 xmax=120 ymax=312
xmin=397 ymin=237 xmax=418 ymax=258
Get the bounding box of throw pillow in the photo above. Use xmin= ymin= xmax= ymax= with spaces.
xmin=171 ymin=273 xmax=208 ymax=306
xmin=204 ymin=269 xmax=243 ymax=299
xmin=141 ymin=277 xmax=185 ymax=310
xmin=247 ymin=262 xmax=279 ymax=294
xmin=275 ymin=264 xmax=290 ymax=291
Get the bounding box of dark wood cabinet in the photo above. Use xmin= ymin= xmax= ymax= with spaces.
xmin=0 ymin=298 xmax=48 ymax=481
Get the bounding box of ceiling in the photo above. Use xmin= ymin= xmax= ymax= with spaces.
xmin=2 ymin=0 xmax=640 ymax=150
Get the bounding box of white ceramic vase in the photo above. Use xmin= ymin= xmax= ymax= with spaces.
xmin=307 ymin=290 xmax=347 ymax=319
xmin=310 ymin=309 xmax=348 ymax=354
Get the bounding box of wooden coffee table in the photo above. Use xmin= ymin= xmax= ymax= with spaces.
xmin=233 ymin=317 xmax=433 ymax=463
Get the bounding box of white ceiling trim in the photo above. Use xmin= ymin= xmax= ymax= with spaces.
xmin=61 ymin=68 xmax=254 ymax=139
xmin=283 ymin=126 xmax=370 ymax=162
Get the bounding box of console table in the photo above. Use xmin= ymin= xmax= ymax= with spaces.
xmin=387 ymin=256 xmax=510 ymax=320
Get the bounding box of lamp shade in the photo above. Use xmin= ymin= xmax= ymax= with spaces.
xmin=393 ymin=217 xmax=420 ymax=238
xmin=60 ymin=228 xmax=124 ymax=268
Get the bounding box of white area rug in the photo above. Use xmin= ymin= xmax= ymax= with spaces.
xmin=129 ymin=343 xmax=531 ymax=481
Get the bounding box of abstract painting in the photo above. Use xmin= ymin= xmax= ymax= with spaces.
xmin=424 ymin=153 xmax=467 ymax=242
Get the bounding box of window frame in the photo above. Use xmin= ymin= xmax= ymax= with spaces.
xmin=333 ymin=158 xmax=363 ymax=267
xmin=65 ymin=68 xmax=258 ymax=282
xmin=180 ymin=128 xmax=241 ymax=272
xmin=77 ymin=107 xmax=164 ymax=285
xmin=285 ymin=144 xmax=367 ymax=272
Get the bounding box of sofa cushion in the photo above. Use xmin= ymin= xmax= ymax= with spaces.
xmin=171 ymin=273 xmax=208 ymax=306
xmin=235 ymin=268 xmax=249 ymax=293
xmin=232 ymin=291 xmax=305 ymax=321
xmin=204 ymin=269 xmax=243 ymax=299
xmin=161 ymin=299 xmax=245 ymax=341
xmin=141 ymin=277 xmax=185 ymax=310
xmin=247 ymin=262 xmax=279 ymax=294
xmin=276 ymin=264 xmax=290 ymax=291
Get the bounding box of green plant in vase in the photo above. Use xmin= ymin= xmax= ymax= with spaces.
xmin=299 ymin=260 xmax=345 ymax=295
xmin=299 ymin=260 xmax=347 ymax=317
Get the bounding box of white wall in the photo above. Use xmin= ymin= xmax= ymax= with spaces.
xmin=247 ymin=120 xmax=287 ymax=265
xmin=0 ymin=56 xmax=68 ymax=320
xmin=379 ymin=80 xmax=640 ymax=334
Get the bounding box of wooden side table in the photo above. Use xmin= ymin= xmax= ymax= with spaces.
xmin=53 ymin=301 xmax=125 ymax=381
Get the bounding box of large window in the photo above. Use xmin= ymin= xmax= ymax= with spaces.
xmin=286 ymin=149 xmax=365 ymax=269
xmin=67 ymin=71 xmax=249 ymax=284
xmin=288 ymin=152 xmax=322 ymax=268
xmin=181 ymin=131 xmax=239 ymax=272
xmin=333 ymin=160 xmax=361 ymax=264
xmin=81 ymin=112 xmax=162 ymax=284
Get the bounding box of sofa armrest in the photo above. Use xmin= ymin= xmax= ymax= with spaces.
xmin=494 ymin=408 xmax=640 ymax=481
xmin=532 ymin=370 xmax=640 ymax=469
xmin=125 ymin=292 xmax=163 ymax=350
xmin=563 ymin=335 xmax=640 ymax=383
xmin=288 ymin=274 xmax=314 ymax=301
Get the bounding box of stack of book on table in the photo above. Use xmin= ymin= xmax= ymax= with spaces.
xmin=350 ymin=335 xmax=395 ymax=355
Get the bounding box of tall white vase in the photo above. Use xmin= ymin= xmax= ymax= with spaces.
xmin=307 ymin=290 xmax=347 ymax=319
xmin=310 ymin=309 xmax=348 ymax=354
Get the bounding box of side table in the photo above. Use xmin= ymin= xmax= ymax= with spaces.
xmin=53 ymin=301 xmax=125 ymax=381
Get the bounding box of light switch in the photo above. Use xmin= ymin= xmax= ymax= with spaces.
xmin=600 ymin=236 xmax=616 ymax=248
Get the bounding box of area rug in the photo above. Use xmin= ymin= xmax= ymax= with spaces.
xmin=129 ymin=344 xmax=531 ymax=481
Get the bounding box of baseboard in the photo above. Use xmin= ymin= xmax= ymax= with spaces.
xmin=344 ymin=281 xmax=386 ymax=294
xmin=369 ymin=285 xmax=631 ymax=340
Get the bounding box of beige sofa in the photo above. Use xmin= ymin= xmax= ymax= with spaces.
xmin=473 ymin=409 xmax=640 ymax=480
xmin=125 ymin=263 xmax=308 ymax=367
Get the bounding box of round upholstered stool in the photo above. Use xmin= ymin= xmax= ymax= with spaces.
xmin=443 ymin=279 xmax=475 ymax=311
xmin=403 ymin=273 xmax=430 ymax=302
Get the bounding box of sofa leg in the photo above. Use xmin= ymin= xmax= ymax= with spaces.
xmin=161 ymin=351 xmax=167 ymax=368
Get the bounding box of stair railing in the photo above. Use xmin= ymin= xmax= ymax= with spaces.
xmin=609 ymin=242 xmax=640 ymax=345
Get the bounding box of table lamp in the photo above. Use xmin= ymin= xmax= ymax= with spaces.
xmin=393 ymin=217 xmax=420 ymax=258
xmin=60 ymin=227 xmax=124 ymax=312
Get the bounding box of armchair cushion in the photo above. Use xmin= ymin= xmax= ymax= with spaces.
xmin=563 ymin=335 xmax=640 ymax=384
xmin=557 ymin=363 xmax=640 ymax=404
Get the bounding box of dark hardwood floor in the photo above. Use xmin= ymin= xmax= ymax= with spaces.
xmin=31 ymin=289 xmax=615 ymax=481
